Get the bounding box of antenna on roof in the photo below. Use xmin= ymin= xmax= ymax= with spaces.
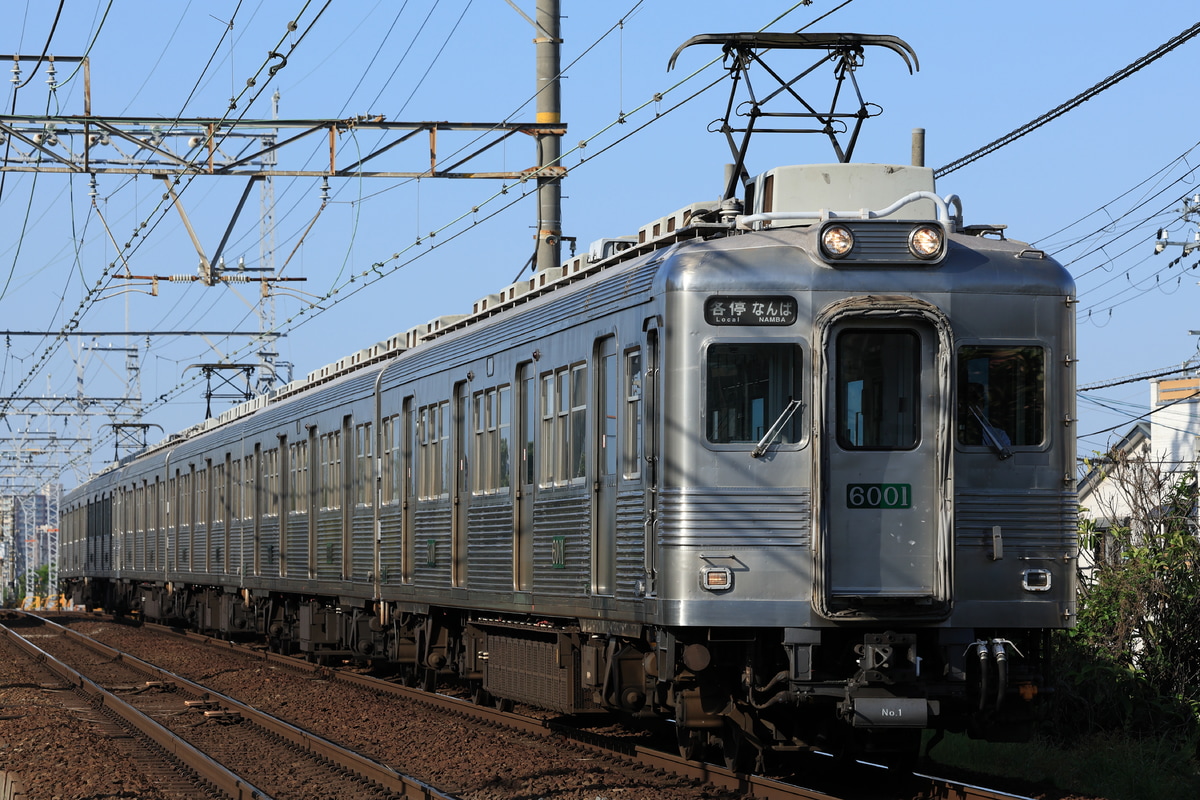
xmin=668 ymin=33 xmax=919 ymax=200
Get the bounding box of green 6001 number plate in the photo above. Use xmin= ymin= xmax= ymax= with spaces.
xmin=847 ymin=483 xmax=912 ymax=509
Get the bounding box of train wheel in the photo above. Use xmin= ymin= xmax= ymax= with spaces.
xmin=676 ymin=727 xmax=705 ymax=762
xmin=493 ymin=696 xmax=513 ymax=712
xmin=720 ymin=723 xmax=752 ymax=773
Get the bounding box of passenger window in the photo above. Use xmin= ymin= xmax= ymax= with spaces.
xmin=957 ymin=346 xmax=1045 ymax=448
xmin=539 ymin=364 xmax=588 ymax=486
xmin=836 ymin=330 xmax=919 ymax=450
xmin=623 ymin=349 xmax=642 ymax=479
xmin=706 ymin=344 xmax=801 ymax=444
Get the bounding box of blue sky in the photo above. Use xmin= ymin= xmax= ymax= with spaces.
xmin=2 ymin=1 xmax=1198 ymax=484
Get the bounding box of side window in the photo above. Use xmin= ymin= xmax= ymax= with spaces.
xmin=497 ymin=386 xmax=511 ymax=491
xmin=836 ymin=330 xmax=918 ymax=450
xmin=195 ymin=467 xmax=208 ymax=525
xmin=474 ymin=385 xmax=512 ymax=495
xmin=381 ymin=414 xmax=401 ymax=504
xmin=180 ymin=471 xmax=192 ymax=527
xmin=569 ymin=364 xmax=587 ymax=481
xmin=213 ymin=462 xmax=226 ymax=525
xmin=539 ymin=364 xmax=588 ymax=486
xmin=707 ymin=343 xmax=802 ymax=444
xmin=957 ymin=345 xmax=1045 ymax=448
xmin=540 ymin=374 xmax=556 ymax=485
xmin=263 ymin=448 xmax=280 ymax=517
xmin=289 ymin=440 xmax=309 ymax=514
xmin=242 ymin=454 xmax=254 ymax=520
xmin=230 ymin=459 xmax=242 ymax=521
xmin=355 ymin=422 xmax=373 ymax=506
xmin=418 ymin=401 xmax=450 ymax=499
xmin=319 ymin=430 xmax=342 ymax=510
xmin=623 ymin=349 xmax=642 ymax=479
xmin=167 ymin=475 xmax=176 ymax=531
xmin=522 ymin=370 xmax=536 ymax=486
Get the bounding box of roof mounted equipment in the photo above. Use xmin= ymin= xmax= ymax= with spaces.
xmin=668 ymin=32 xmax=919 ymax=200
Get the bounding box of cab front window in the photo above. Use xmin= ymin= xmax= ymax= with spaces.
xmin=706 ymin=343 xmax=801 ymax=444
xmin=957 ymin=345 xmax=1045 ymax=449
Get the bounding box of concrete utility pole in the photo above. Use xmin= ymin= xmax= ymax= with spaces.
xmin=534 ymin=0 xmax=564 ymax=273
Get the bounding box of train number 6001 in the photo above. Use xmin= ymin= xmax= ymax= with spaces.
xmin=846 ymin=483 xmax=912 ymax=509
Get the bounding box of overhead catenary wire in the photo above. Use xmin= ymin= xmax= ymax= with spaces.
xmin=0 ymin=0 xmax=336 ymax=426
xmin=936 ymin=19 xmax=1200 ymax=178
xmin=69 ymin=2 xmax=826 ymax=466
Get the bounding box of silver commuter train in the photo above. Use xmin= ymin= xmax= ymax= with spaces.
xmin=62 ymin=158 xmax=1078 ymax=768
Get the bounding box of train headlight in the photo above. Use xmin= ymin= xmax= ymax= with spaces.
xmin=700 ymin=566 xmax=734 ymax=592
xmin=821 ymin=224 xmax=854 ymax=259
xmin=908 ymin=224 xmax=944 ymax=259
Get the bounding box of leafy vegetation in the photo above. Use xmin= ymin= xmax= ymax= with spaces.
xmin=930 ymin=455 xmax=1200 ymax=798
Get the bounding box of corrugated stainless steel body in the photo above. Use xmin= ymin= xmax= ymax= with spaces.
xmin=62 ymin=220 xmax=1076 ymax=625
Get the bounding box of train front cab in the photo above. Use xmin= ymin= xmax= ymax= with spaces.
xmin=657 ymin=166 xmax=1077 ymax=767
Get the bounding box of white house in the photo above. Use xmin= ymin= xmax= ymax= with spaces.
xmin=1077 ymin=375 xmax=1200 ymax=574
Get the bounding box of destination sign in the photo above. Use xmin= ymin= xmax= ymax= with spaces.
xmin=704 ymin=296 xmax=798 ymax=326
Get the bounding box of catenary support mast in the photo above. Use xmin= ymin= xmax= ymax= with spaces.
xmin=535 ymin=0 xmax=563 ymax=273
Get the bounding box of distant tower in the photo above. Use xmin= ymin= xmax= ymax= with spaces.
xmin=256 ymin=90 xmax=282 ymax=395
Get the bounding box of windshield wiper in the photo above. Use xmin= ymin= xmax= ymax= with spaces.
xmin=970 ymin=405 xmax=1013 ymax=460
xmin=751 ymin=399 xmax=803 ymax=458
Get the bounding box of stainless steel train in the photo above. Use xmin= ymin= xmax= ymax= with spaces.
xmin=61 ymin=146 xmax=1078 ymax=768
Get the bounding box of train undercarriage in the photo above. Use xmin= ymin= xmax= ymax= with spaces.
xmin=74 ymin=578 xmax=1048 ymax=772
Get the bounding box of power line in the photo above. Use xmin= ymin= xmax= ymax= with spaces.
xmin=936 ymin=19 xmax=1200 ymax=177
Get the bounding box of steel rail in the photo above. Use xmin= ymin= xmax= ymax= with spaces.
xmin=144 ymin=621 xmax=1036 ymax=800
xmin=0 ymin=621 xmax=269 ymax=800
xmin=29 ymin=615 xmax=456 ymax=800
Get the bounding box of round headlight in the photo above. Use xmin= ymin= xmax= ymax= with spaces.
xmin=821 ymin=224 xmax=854 ymax=259
xmin=909 ymin=225 xmax=943 ymax=259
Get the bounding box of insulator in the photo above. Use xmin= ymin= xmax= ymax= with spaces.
xmin=168 ymin=274 xmax=194 ymax=282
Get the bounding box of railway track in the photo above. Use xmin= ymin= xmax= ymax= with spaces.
xmin=41 ymin=612 xmax=1042 ymax=800
xmin=0 ymin=612 xmax=454 ymax=800
xmin=0 ymin=617 xmax=216 ymax=800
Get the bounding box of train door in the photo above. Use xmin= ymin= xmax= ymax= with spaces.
xmin=515 ymin=362 xmax=535 ymax=591
xmin=643 ymin=324 xmax=660 ymax=597
xmin=593 ymin=336 xmax=617 ymax=596
xmin=819 ymin=311 xmax=950 ymax=614
xmin=453 ymin=381 xmax=470 ymax=587
xmin=402 ymin=397 xmax=415 ymax=584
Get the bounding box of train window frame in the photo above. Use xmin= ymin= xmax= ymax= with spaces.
xmin=319 ymin=430 xmax=343 ymax=511
xmin=289 ymin=439 xmax=309 ymax=515
xmin=262 ymin=447 xmax=281 ymax=518
xmin=471 ymin=384 xmax=512 ymax=496
xmin=230 ymin=459 xmax=242 ymax=522
xmin=213 ymin=461 xmax=226 ymax=526
xmin=355 ymin=421 xmax=374 ymax=507
xmin=623 ymin=347 xmax=643 ymax=480
xmin=381 ymin=413 xmax=402 ymax=505
xmin=704 ymin=341 xmax=804 ymax=448
xmin=539 ymin=362 xmax=589 ymax=488
xmin=417 ymin=400 xmax=451 ymax=500
xmin=195 ymin=466 xmax=208 ymax=529
xmin=955 ymin=342 xmax=1048 ymax=452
